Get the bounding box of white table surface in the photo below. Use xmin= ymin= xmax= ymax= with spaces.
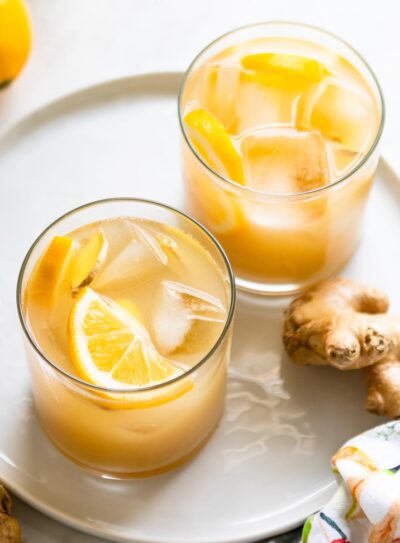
xmin=1 ymin=1 xmax=400 ymax=541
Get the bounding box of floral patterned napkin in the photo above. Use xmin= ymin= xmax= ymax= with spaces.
xmin=302 ymin=421 xmax=400 ymax=543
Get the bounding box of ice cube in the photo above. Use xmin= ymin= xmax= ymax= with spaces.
xmin=152 ymin=292 xmax=191 ymax=355
xmin=156 ymin=231 xmax=180 ymax=258
xmin=241 ymin=127 xmax=329 ymax=193
xmin=296 ymin=77 xmax=375 ymax=152
xmin=127 ymin=221 xmax=170 ymax=265
xmin=99 ymin=219 xmax=136 ymax=261
xmin=164 ymin=281 xmax=226 ymax=322
xmin=234 ymin=81 xmax=282 ymax=134
xmin=94 ymin=221 xmax=180 ymax=292
xmin=94 ymin=238 xmax=163 ymax=292
xmin=152 ymin=281 xmax=226 ymax=354
xmin=243 ymin=201 xmax=304 ymax=229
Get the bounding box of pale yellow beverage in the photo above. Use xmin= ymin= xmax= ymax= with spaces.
xmin=179 ymin=23 xmax=384 ymax=294
xmin=18 ymin=200 xmax=234 ymax=477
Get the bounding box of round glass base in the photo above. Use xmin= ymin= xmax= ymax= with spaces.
xmin=40 ymin=417 xmax=220 ymax=480
xmin=234 ymin=252 xmax=358 ymax=296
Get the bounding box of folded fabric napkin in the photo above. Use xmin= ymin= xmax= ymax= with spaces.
xmin=302 ymin=421 xmax=400 ymax=543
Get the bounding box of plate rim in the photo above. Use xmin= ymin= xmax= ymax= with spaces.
xmin=5 ymin=470 xmax=332 ymax=543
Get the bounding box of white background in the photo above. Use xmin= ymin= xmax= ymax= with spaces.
xmin=2 ymin=1 xmax=399 ymax=541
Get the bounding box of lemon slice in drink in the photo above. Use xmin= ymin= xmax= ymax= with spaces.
xmin=68 ymin=288 xmax=182 ymax=389
xmin=28 ymin=230 xmax=108 ymax=302
xmin=71 ymin=230 xmax=108 ymax=290
xmin=184 ymin=108 xmax=245 ymax=235
xmin=188 ymin=176 xmax=245 ymax=236
xmin=241 ymin=53 xmax=328 ymax=88
xmin=26 ymin=235 xmax=75 ymax=306
xmin=184 ymin=108 xmax=244 ymax=185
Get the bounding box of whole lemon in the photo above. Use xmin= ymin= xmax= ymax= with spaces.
xmin=0 ymin=0 xmax=31 ymax=88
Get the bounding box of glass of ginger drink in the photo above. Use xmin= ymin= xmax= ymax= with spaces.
xmin=179 ymin=22 xmax=384 ymax=295
xmin=17 ymin=199 xmax=235 ymax=478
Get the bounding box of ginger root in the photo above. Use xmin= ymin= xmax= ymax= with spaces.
xmin=366 ymin=357 xmax=400 ymax=418
xmin=283 ymin=278 xmax=400 ymax=370
xmin=0 ymin=484 xmax=21 ymax=543
xmin=283 ymin=278 xmax=400 ymax=417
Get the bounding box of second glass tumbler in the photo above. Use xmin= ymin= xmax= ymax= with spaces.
xmin=179 ymin=22 xmax=384 ymax=295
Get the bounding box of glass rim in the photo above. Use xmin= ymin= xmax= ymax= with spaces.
xmin=16 ymin=197 xmax=236 ymax=395
xmin=177 ymin=20 xmax=385 ymax=199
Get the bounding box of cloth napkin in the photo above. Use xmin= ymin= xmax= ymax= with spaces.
xmin=302 ymin=421 xmax=400 ymax=543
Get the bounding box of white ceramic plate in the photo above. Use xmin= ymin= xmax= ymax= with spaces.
xmin=0 ymin=72 xmax=396 ymax=543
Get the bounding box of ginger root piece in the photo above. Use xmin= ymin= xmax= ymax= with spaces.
xmin=283 ymin=278 xmax=400 ymax=370
xmin=283 ymin=277 xmax=400 ymax=417
xmin=0 ymin=484 xmax=22 ymax=543
xmin=366 ymin=357 xmax=400 ymax=418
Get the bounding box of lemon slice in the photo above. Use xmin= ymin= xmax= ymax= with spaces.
xmin=68 ymin=288 xmax=182 ymax=389
xmin=189 ymin=177 xmax=244 ymax=236
xmin=116 ymin=298 xmax=144 ymax=323
xmin=26 ymin=235 xmax=75 ymax=305
xmin=184 ymin=108 xmax=244 ymax=185
xmin=71 ymin=231 xmax=108 ymax=290
xmin=241 ymin=53 xmax=328 ymax=88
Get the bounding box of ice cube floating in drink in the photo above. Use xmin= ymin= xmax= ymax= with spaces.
xmin=179 ymin=23 xmax=384 ymax=295
xmin=18 ymin=199 xmax=235 ymax=477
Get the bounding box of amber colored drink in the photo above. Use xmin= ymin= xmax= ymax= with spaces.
xmin=179 ymin=23 xmax=384 ymax=294
xmin=18 ymin=200 xmax=234 ymax=477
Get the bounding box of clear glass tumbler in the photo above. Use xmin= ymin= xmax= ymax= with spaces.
xmin=17 ymin=198 xmax=235 ymax=478
xmin=179 ymin=22 xmax=384 ymax=295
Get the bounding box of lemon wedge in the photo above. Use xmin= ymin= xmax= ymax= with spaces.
xmin=26 ymin=235 xmax=75 ymax=305
xmin=184 ymin=108 xmax=244 ymax=184
xmin=189 ymin=176 xmax=244 ymax=236
xmin=241 ymin=53 xmax=328 ymax=88
xmin=68 ymin=288 xmax=182 ymax=389
xmin=71 ymin=231 xmax=108 ymax=290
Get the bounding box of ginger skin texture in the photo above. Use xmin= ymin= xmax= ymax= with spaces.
xmin=366 ymin=357 xmax=400 ymax=418
xmin=283 ymin=278 xmax=400 ymax=417
xmin=0 ymin=484 xmax=22 ymax=543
